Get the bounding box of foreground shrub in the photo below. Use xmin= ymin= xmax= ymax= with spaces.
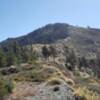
xmin=0 ymin=80 xmax=8 ymax=99
xmin=0 ymin=79 xmax=13 ymax=99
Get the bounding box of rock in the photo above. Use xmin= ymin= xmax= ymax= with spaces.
xmin=1 ymin=67 xmax=19 ymax=75
xmin=53 ymin=86 xmax=60 ymax=92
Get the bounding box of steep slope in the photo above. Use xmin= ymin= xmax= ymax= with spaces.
xmin=0 ymin=23 xmax=69 ymax=46
xmin=1 ymin=23 xmax=100 ymax=56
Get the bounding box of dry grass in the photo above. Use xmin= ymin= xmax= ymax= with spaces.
xmin=55 ymin=71 xmax=75 ymax=86
xmin=74 ymin=87 xmax=100 ymax=100
xmin=46 ymin=78 xmax=62 ymax=86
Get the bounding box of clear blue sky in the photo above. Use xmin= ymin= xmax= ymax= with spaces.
xmin=0 ymin=0 xmax=100 ymax=41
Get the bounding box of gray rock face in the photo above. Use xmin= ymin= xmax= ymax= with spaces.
xmin=25 ymin=82 xmax=75 ymax=100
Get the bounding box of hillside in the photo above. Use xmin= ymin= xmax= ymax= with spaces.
xmin=0 ymin=23 xmax=100 ymax=100
xmin=1 ymin=23 xmax=100 ymax=57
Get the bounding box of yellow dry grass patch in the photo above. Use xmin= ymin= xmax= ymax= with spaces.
xmin=89 ymin=79 xmax=100 ymax=86
xmin=53 ymin=68 xmax=75 ymax=86
xmin=46 ymin=77 xmax=63 ymax=86
xmin=44 ymin=66 xmax=75 ymax=86
xmin=74 ymin=87 xmax=100 ymax=100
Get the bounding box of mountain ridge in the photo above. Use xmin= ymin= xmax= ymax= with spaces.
xmin=0 ymin=23 xmax=100 ymax=45
xmin=1 ymin=23 xmax=100 ymax=56
xmin=0 ymin=23 xmax=70 ymax=46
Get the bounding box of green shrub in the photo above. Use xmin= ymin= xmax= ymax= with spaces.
xmin=0 ymin=79 xmax=13 ymax=99
xmin=0 ymin=80 xmax=8 ymax=99
xmin=5 ymin=80 xmax=14 ymax=93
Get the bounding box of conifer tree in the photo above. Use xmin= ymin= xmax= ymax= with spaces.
xmin=0 ymin=48 xmax=7 ymax=67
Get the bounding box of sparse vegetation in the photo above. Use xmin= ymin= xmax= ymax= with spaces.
xmin=0 ymin=23 xmax=100 ymax=100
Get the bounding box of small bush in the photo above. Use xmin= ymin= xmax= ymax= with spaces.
xmin=65 ymin=63 xmax=73 ymax=71
xmin=66 ymin=79 xmax=74 ymax=85
xmin=5 ymin=80 xmax=14 ymax=93
xmin=31 ymin=70 xmax=45 ymax=82
xmin=46 ymin=78 xmax=62 ymax=86
xmin=0 ymin=79 xmax=13 ymax=99
xmin=0 ymin=80 xmax=8 ymax=99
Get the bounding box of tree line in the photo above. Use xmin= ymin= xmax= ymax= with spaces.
xmin=0 ymin=41 xmax=37 ymax=68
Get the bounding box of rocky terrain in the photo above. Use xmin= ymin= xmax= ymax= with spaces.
xmin=7 ymin=81 xmax=74 ymax=100
xmin=0 ymin=58 xmax=100 ymax=100
xmin=1 ymin=61 xmax=75 ymax=100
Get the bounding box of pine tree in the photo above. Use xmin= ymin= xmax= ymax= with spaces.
xmin=0 ymin=48 xmax=7 ymax=67
xmin=42 ymin=46 xmax=50 ymax=59
xmin=6 ymin=47 xmax=18 ymax=66
xmin=49 ymin=45 xmax=57 ymax=61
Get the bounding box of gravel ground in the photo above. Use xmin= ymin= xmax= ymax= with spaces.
xmin=7 ymin=80 xmax=75 ymax=100
xmin=26 ymin=83 xmax=75 ymax=100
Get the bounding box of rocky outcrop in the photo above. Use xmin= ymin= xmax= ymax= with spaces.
xmin=8 ymin=80 xmax=75 ymax=100
xmin=26 ymin=82 xmax=75 ymax=100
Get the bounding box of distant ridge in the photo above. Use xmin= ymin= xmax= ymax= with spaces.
xmin=1 ymin=23 xmax=100 ymax=54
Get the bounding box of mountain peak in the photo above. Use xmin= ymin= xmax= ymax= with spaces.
xmin=1 ymin=23 xmax=100 ymax=49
